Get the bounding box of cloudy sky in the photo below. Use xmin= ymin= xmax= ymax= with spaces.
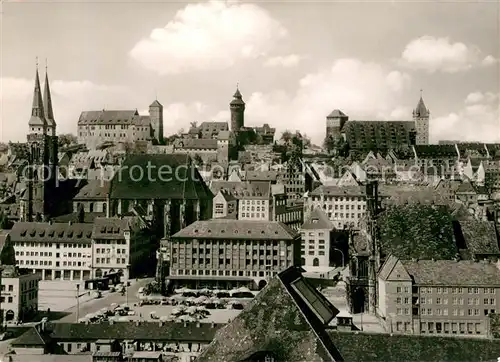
xmin=1 ymin=0 xmax=499 ymax=145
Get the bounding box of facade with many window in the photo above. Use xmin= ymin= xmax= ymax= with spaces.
xmin=169 ymin=219 xmax=301 ymax=290
xmin=378 ymin=255 xmax=500 ymax=335
xmin=307 ymin=185 xmax=368 ymax=229
xmin=9 ymin=217 xmax=149 ymax=281
xmin=300 ymin=208 xmax=334 ymax=267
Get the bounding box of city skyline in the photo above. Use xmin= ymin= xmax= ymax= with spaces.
xmin=1 ymin=0 xmax=499 ymax=145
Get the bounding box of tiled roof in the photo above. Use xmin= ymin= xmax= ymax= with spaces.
xmin=301 ymin=207 xmax=333 ymax=230
xmin=52 ymin=212 xmax=105 ymax=224
xmin=217 ymin=131 xmax=231 ymax=141
xmin=132 ymin=115 xmax=151 ymax=127
xmin=174 ymin=139 xmax=218 ymax=150
xmin=78 ymin=110 xmax=139 ymax=125
xmin=310 ymin=185 xmax=366 ymax=197
xmin=46 ymin=321 xmax=222 ymax=342
xmin=11 ymin=326 xmax=51 ymax=346
xmin=327 ymin=109 xmax=347 ymax=118
xmin=10 ymin=222 xmax=94 ymax=243
xmin=414 ymin=144 xmax=458 ymax=158
xmin=198 ymin=267 xmax=342 ymax=361
xmin=109 ymin=154 xmax=213 ymax=200
xmin=150 ymin=99 xmax=162 ymax=108
xmin=73 ymin=180 xmax=110 ymax=200
xmin=210 ymin=181 xmax=271 ymax=200
xmin=8 ymin=142 xmax=30 ymax=160
xmin=217 ymin=190 xmax=236 ymax=202
xmin=172 ymin=219 xmax=299 ymax=240
xmin=328 ymin=330 xmax=500 ymax=361
xmin=343 ymin=121 xmax=415 ymax=150
xmin=457 ymin=143 xmax=489 ymax=157
xmin=92 ymin=217 xmax=133 ymax=240
xmin=459 ymin=220 xmax=500 ymax=256
xmin=401 ymin=259 xmax=500 ymax=286
xmin=244 ymin=171 xmax=279 ymax=182
xmin=456 ymin=181 xmax=477 ymax=194
xmin=378 ymin=204 xmax=457 ymax=260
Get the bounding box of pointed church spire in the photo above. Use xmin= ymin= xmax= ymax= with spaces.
xmin=43 ymin=59 xmax=56 ymax=134
xmin=29 ymin=58 xmax=47 ymax=131
xmin=413 ymin=90 xmax=429 ymax=118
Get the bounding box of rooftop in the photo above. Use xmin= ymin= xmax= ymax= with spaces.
xmin=172 ymin=219 xmax=299 ymax=240
xmin=302 ymin=207 xmax=334 ymax=230
xmin=10 ymin=222 xmax=94 ymax=244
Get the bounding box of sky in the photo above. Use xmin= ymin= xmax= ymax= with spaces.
xmin=1 ymin=0 xmax=499 ymax=145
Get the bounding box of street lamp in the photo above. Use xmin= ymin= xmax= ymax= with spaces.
xmin=75 ymin=284 xmax=80 ymax=322
xmin=332 ymin=248 xmax=345 ymax=269
xmin=125 ymin=264 xmax=130 ymax=308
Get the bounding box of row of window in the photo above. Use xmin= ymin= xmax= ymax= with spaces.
xmin=421 ymin=321 xmax=482 ymax=334
xmin=96 ymin=248 xmax=127 ymax=254
xmin=95 ymin=258 xmax=127 ymax=264
xmin=172 ymin=269 xmax=277 ymax=278
xmin=420 ymin=297 xmax=496 ymax=305
xmin=311 ymin=196 xmax=363 ymax=202
xmin=173 ymin=258 xmax=288 ymax=267
xmin=301 ymin=250 xmax=326 ymax=256
xmin=16 ymin=259 xmax=87 ymax=267
xmin=419 ymin=287 xmax=495 ymax=294
xmin=15 ymin=242 xmax=91 ymax=248
xmin=16 ymin=251 xmax=90 ymax=258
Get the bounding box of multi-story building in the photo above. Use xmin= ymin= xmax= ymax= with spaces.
xmin=378 ymin=255 xmax=500 ymax=336
xmin=307 ymin=185 xmax=369 ymax=229
xmin=210 ymin=181 xmax=303 ymax=229
xmin=77 ymin=100 xmax=163 ymax=149
xmin=253 ymin=123 xmax=276 ymax=144
xmin=172 ymin=134 xmax=231 ymax=166
xmin=300 ymin=208 xmax=334 ymax=268
xmin=212 ymin=190 xmax=237 ymax=219
xmin=1 ymin=265 xmax=40 ymax=324
xmin=169 ymin=219 xmax=301 ymax=290
xmin=9 ymin=217 xmax=149 ymax=281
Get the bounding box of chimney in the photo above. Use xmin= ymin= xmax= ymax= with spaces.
xmin=40 ymin=320 xmax=45 ymax=332
xmin=159 ymin=321 xmax=163 ymax=327
xmin=196 ymin=322 xmax=201 ymax=328
xmin=211 ymin=322 xmax=215 ymax=328
xmin=68 ymin=221 xmax=73 ymax=226
xmin=183 ymin=321 xmax=187 ymax=327
xmin=135 ymin=320 xmax=140 ymax=326
xmin=85 ymin=319 xmax=90 ymax=325
xmin=48 ymin=219 xmax=53 ymax=225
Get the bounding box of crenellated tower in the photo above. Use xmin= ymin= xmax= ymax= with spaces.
xmin=149 ymin=99 xmax=164 ymax=144
xmin=413 ymin=91 xmax=430 ymax=145
xmin=230 ymin=85 xmax=245 ymax=133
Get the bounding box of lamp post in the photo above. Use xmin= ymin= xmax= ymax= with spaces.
xmin=125 ymin=264 xmax=130 ymax=308
xmin=332 ymin=248 xmax=345 ymax=269
xmin=75 ymin=284 xmax=80 ymax=322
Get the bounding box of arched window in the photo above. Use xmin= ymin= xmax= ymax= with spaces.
xmin=301 ymin=258 xmax=306 ymax=266
xmin=313 ymin=258 xmax=319 ymax=267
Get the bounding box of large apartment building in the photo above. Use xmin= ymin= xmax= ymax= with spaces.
xmin=9 ymin=217 xmax=149 ymax=281
xmin=169 ymin=219 xmax=301 ymax=290
xmin=378 ymin=255 xmax=500 ymax=336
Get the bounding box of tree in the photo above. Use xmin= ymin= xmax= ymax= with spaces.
xmin=77 ymin=204 xmax=85 ymax=223
xmin=190 ymin=122 xmax=198 ymax=129
xmin=58 ymin=133 xmax=78 ymax=148
xmin=280 ymin=130 xmax=292 ymax=144
xmin=301 ymin=134 xmax=312 ymax=148
xmin=0 ymin=212 xmax=12 ymax=230
xmin=323 ymin=136 xmax=335 ymax=154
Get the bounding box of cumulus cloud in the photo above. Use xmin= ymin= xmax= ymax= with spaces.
xmin=129 ymin=0 xmax=287 ymax=75
xmin=431 ymin=91 xmax=500 ymax=143
xmin=399 ymin=36 xmax=496 ymax=73
xmin=263 ymin=54 xmax=303 ymax=68
xmin=203 ymin=58 xmax=413 ymax=145
xmin=0 ymin=77 xmax=132 ymax=142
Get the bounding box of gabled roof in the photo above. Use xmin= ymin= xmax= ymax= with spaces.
xmin=10 ymin=222 xmax=94 ymax=244
xmin=73 ymin=180 xmax=110 ymax=200
xmin=172 ymin=219 xmax=299 ymax=240
xmin=244 ymin=170 xmax=279 ymax=182
xmin=198 ymin=266 xmax=342 ymax=361
xmin=459 ymin=220 xmax=500 ymax=256
xmin=401 ymin=259 xmax=500 ymax=286
xmin=109 ymin=154 xmax=213 ymax=201
xmin=413 ymin=96 xmax=429 ymax=118
xmin=343 ymin=121 xmax=415 ymax=150
xmin=302 ymin=207 xmax=333 ymax=230
xmin=328 ymin=330 xmax=500 ymax=361
xmin=11 ymin=326 xmax=51 ymax=347
xmin=28 ymin=67 xmax=47 ymax=128
xmin=456 ymin=181 xmax=477 ymax=194
xmin=149 ymin=99 xmax=163 ymax=108
xmin=78 ymin=110 xmax=139 ymax=125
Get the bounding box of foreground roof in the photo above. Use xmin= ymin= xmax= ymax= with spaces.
xmin=302 ymin=207 xmax=333 ymax=230
xmin=197 ymin=266 xmax=342 ymax=361
xmin=328 ymin=330 xmax=500 ymax=361
xmin=173 ymin=219 xmax=299 ymax=240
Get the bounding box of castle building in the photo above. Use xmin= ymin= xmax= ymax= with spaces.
xmin=325 ymin=95 xmax=430 ymax=152
xmin=230 ymin=86 xmax=245 ymax=132
xmin=77 ymin=100 xmax=163 ymax=149
xmin=20 ymin=64 xmax=59 ymax=222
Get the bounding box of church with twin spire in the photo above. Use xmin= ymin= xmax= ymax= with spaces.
xmin=20 ymin=61 xmax=59 ymax=222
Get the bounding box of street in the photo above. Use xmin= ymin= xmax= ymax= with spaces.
xmin=56 ymin=278 xmax=152 ymax=323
